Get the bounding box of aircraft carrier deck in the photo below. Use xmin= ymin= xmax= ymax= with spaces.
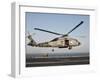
xmin=26 ymin=56 xmax=89 ymax=67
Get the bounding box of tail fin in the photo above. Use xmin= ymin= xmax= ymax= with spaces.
xmin=27 ymin=35 xmax=37 ymax=46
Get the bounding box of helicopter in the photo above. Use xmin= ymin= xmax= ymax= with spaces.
xmin=27 ymin=21 xmax=84 ymax=50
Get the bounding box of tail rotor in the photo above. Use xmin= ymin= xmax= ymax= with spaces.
xmin=26 ymin=31 xmax=37 ymax=46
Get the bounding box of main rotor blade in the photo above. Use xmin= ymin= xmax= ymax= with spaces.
xmin=34 ymin=28 xmax=62 ymax=35
xmin=62 ymin=21 xmax=84 ymax=37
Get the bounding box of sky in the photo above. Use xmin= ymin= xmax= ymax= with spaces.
xmin=25 ymin=12 xmax=90 ymax=54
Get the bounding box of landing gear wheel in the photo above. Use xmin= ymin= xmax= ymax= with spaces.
xmin=68 ymin=46 xmax=72 ymax=50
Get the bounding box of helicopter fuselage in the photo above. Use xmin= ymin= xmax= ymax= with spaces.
xmin=29 ymin=37 xmax=81 ymax=50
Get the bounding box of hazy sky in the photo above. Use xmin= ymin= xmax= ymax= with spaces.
xmin=25 ymin=12 xmax=89 ymax=54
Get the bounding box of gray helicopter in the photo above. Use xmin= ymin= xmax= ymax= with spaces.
xmin=27 ymin=21 xmax=84 ymax=50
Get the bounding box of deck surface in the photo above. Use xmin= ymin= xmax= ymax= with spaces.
xmin=26 ymin=56 xmax=89 ymax=67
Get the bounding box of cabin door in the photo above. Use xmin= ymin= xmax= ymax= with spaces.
xmin=65 ymin=40 xmax=69 ymax=46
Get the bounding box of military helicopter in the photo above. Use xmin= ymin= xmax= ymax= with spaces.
xmin=27 ymin=21 xmax=84 ymax=50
